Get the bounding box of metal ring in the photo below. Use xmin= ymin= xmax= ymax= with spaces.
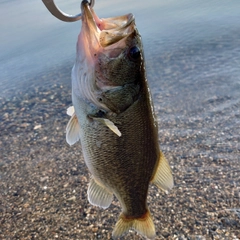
xmin=42 ymin=0 xmax=95 ymax=22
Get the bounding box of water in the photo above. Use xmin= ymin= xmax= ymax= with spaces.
xmin=0 ymin=0 xmax=239 ymax=238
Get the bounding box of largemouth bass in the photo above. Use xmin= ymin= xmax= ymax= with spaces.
xmin=66 ymin=0 xmax=173 ymax=238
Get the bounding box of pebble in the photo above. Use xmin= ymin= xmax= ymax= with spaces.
xmin=67 ymin=196 xmax=76 ymax=201
xmin=34 ymin=124 xmax=42 ymax=130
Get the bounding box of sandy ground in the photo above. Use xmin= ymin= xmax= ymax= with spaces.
xmin=0 ymin=64 xmax=239 ymax=240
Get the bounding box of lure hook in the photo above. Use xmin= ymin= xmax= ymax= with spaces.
xmin=42 ymin=0 xmax=95 ymax=22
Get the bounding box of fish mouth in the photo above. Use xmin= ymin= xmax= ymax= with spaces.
xmin=80 ymin=0 xmax=136 ymax=52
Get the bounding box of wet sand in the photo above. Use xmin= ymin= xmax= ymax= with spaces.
xmin=0 ymin=65 xmax=239 ymax=239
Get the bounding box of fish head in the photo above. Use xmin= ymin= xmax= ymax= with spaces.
xmin=72 ymin=0 xmax=145 ymax=108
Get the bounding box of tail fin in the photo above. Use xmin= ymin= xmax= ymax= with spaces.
xmin=112 ymin=209 xmax=155 ymax=239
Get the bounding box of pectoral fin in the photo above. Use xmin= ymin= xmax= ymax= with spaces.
xmin=67 ymin=106 xmax=75 ymax=116
xmin=87 ymin=178 xmax=113 ymax=209
xmin=92 ymin=117 xmax=122 ymax=137
xmin=151 ymin=151 xmax=174 ymax=193
xmin=66 ymin=111 xmax=80 ymax=146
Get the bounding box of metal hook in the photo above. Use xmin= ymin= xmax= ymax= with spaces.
xmin=42 ymin=0 xmax=95 ymax=22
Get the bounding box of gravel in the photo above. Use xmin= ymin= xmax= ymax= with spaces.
xmin=0 ymin=67 xmax=239 ymax=240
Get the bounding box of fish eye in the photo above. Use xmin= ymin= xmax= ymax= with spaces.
xmin=128 ymin=46 xmax=141 ymax=60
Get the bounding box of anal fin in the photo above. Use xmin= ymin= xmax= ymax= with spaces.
xmin=87 ymin=178 xmax=113 ymax=209
xmin=112 ymin=209 xmax=155 ymax=239
xmin=151 ymin=151 xmax=174 ymax=193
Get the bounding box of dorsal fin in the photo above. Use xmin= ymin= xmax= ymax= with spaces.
xmin=66 ymin=106 xmax=80 ymax=146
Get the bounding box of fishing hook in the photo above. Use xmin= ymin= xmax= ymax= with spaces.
xmin=42 ymin=0 xmax=95 ymax=22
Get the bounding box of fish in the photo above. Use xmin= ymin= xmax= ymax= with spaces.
xmin=66 ymin=0 xmax=174 ymax=239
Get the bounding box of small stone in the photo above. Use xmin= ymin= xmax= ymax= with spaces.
xmin=162 ymin=231 xmax=170 ymax=238
xmin=34 ymin=124 xmax=42 ymax=130
xmin=3 ymin=112 xmax=9 ymax=119
xmin=21 ymin=123 xmax=30 ymax=128
xmin=67 ymin=196 xmax=76 ymax=201
xmin=23 ymin=203 xmax=30 ymax=208
xmin=92 ymin=227 xmax=98 ymax=233
xmin=40 ymin=176 xmax=49 ymax=182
